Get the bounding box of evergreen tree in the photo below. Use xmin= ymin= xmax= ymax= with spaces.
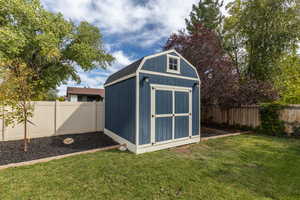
xmin=185 ymin=0 xmax=224 ymax=34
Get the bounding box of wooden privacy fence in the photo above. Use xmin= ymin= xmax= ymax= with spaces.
xmin=202 ymin=105 xmax=300 ymax=133
xmin=0 ymin=101 xmax=104 ymax=141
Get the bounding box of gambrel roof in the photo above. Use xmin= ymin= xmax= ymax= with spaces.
xmin=104 ymin=49 xmax=200 ymax=86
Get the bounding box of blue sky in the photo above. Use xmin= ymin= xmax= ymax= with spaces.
xmin=41 ymin=0 xmax=231 ymax=96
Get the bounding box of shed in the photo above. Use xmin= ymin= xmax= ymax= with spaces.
xmin=104 ymin=49 xmax=201 ymax=154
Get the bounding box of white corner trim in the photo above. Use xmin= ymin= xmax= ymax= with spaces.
xmin=104 ymin=73 xmax=136 ymax=87
xmin=136 ymin=136 xmax=200 ymax=154
xmin=104 ymin=128 xmax=137 ymax=153
xmin=136 ymin=72 xmax=140 ymax=147
xmin=198 ymin=83 xmax=201 ymax=138
xmin=139 ymin=70 xmax=199 ymax=81
xmin=166 ymin=54 xmax=180 ymax=74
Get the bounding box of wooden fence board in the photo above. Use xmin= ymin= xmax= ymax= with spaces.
xmin=202 ymin=105 xmax=300 ymax=134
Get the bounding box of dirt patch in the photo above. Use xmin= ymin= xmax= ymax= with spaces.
xmin=171 ymin=145 xmax=192 ymax=155
xmin=0 ymin=132 xmax=117 ymax=165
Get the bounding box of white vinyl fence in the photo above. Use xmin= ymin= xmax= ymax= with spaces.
xmin=0 ymin=101 xmax=104 ymax=141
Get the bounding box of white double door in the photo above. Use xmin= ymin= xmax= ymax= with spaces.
xmin=150 ymin=84 xmax=192 ymax=144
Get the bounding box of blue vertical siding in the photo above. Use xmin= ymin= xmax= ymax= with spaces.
xmin=105 ymin=77 xmax=136 ymax=144
xmin=142 ymin=53 xmax=198 ymax=78
xmin=139 ymin=73 xmax=200 ymax=145
xmin=192 ymin=86 xmax=200 ymax=136
xmin=155 ymin=117 xmax=173 ymax=142
xmin=175 ymin=116 xmax=189 ymax=139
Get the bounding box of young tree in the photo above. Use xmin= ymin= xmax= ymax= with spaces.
xmin=0 ymin=61 xmax=38 ymax=151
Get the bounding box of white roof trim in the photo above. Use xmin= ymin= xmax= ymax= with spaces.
xmin=139 ymin=70 xmax=199 ymax=81
xmin=104 ymin=73 xmax=136 ymax=87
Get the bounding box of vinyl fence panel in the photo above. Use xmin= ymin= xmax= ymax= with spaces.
xmin=0 ymin=101 xmax=104 ymax=141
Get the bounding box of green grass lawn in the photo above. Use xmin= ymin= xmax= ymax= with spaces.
xmin=1 ymin=134 xmax=300 ymax=200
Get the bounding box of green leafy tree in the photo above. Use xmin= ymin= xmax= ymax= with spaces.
xmin=0 ymin=0 xmax=114 ymax=93
xmin=225 ymin=0 xmax=300 ymax=81
xmin=42 ymin=89 xmax=59 ymax=101
xmin=275 ymin=54 xmax=300 ymax=104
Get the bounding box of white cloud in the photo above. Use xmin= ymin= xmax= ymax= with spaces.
xmin=101 ymin=50 xmax=134 ymax=75
xmin=112 ymin=51 xmax=132 ymax=66
xmin=41 ymin=0 xmax=198 ymax=47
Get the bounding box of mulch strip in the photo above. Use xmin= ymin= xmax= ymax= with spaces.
xmin=0 ymin=132 xmax=118 ymax=166
xmin=201 ymin=126 xmax=251 ymax=138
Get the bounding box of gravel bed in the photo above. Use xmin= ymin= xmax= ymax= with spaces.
xmin=0 ymin=132 xmax=117 ymax=166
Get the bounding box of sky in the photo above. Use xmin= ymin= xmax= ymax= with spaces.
xmin=41 ymin=0 xmax=231 ymax=96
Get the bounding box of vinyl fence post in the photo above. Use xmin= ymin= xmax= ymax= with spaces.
xmin=1 ymin=106 xmax=4 ymax=141
xmin=54 ymin=100 xmax=57 ymax=135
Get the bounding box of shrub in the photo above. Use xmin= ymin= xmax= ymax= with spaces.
xmin=258 ymin=103 xmax=286 ymax=136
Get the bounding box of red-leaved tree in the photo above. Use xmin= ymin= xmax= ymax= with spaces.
xmin=164 ymin=24 xmax=278 ymax=108
xmin=164 ymin=24 xmax=239 ymax=107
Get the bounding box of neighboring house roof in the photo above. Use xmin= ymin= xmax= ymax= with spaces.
xmin=67 ymin=87 xmax=105 ymax=97
xmin=105 ymin=58 xmax=144 ymax=85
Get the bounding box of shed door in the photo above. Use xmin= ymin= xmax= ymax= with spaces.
xmin=151 ymin=85 xmax=192 ymax=144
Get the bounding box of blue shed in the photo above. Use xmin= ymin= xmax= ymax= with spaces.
xmin=104 ymin=49 xmax=201 ymax=154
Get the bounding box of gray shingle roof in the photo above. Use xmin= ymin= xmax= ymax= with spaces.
xmin=105 ymin=58 xmax=144 ymax=85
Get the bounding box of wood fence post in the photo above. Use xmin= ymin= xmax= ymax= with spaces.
xmin=94 ymin=101 xmax=97 ymax=132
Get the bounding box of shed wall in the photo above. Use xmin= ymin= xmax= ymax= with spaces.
xmin=105 ymin=77 xmax=136 ymax=144
xmin=141 ymin=54 xmax=198 ymax=78
xmin=139 ymin=73 xmax=200 ymax=145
